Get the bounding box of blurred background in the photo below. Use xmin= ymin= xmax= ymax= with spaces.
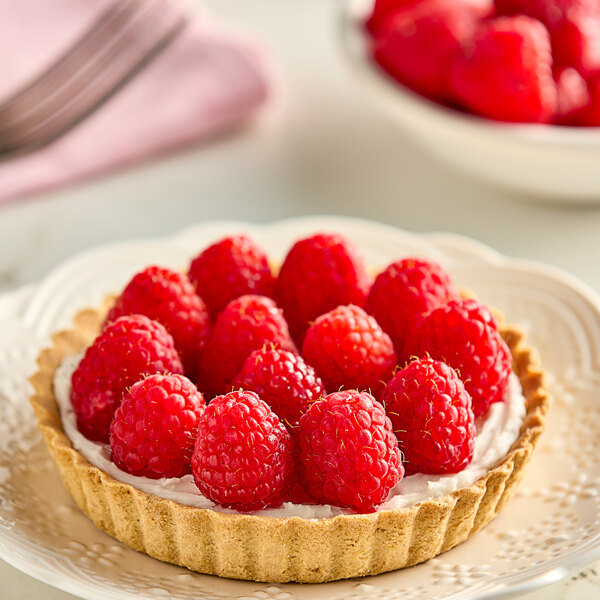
xmin=1 ymin=1 xmax=600 ymax=597
xmin=1 ymin=0 xmax=600 ymax=297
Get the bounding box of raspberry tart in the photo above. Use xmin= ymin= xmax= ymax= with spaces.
xmin=29 ymin=231 xmax=550 ymax=583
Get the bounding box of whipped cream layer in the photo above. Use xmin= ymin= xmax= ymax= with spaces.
xmin=54 ymin=354 xmax=526 ymax=519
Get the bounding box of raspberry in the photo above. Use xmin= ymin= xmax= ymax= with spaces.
xmin=581 ymin=74 xmax=600 ymax=125
xmin=71 ymin=315 xmax=184 ymax=443
xmin=450 ymin=16 xmax=557 ymax=122
xmin=302 ymin=304 xmax=397 ymax=399
xmin=366 ymin=0 xmax=422 ymax=35
xmin=110 ymin=374 xmax=205 ymax=479
xmin=232 ymin=348 xmax=326 ymax=429
xmin=381 ymin=358 xmax=475 ymax=475
xmin=366 ymin=258 xmax=457 ymax=364
xmin=106 ymin=266 xmax=211 ymax=379
xmin=188 ymin=235 xmax=275 ymax=319
xmin=296 ymin=390 xmax=404 ymax=512
xmin=198 ymin=295 xmax=296 ymax=398
xmin=413 ymin=298 xmax=512 ymax=417
xmin=555 ymin=67 xmax=590 ymax=124
xmin=191 ymin=390 xmax=294 ymax=511
xmin=286 ymin=477 xmax=315 ymax=505
xmin=495 ymin=0 xmax=600 ymax=76
xmin=373 ymin=0 xmax=489 ymax=101
xmin=276 ymin=233 xmax=371 ymax=345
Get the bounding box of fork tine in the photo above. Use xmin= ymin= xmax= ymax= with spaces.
xmin=0 ymin=1 xmax=182 ymax=136
xmin=0 ymin=0 xmax=143 ymax=118
xmin=0 ymin=2 xmax=188 ymax=156
xmin=5 ymin=1 xmax=185 ymax=140
xmin=0 ymin=0 xmax=154 ymax=132
xmin=20 ymin=8 xmax=188 ymax=143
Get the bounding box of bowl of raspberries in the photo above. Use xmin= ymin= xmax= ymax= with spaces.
xmin=342 ymin=0 xmax=600 ymax=201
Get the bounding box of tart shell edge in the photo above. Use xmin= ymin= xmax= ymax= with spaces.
xmin=29 ymin=301 xmax=551 ymax=583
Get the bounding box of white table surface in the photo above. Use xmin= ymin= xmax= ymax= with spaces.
xmin=1 ymin=1 xmax=600 ymax=598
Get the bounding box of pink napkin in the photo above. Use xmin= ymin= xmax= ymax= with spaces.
xmin=0 ymin=0 xmax=272 ymax=203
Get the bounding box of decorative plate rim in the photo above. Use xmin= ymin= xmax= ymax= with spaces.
xmin=1 ymin=215 xmax=600 ymax=600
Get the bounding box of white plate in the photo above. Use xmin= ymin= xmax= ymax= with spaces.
xmin=1 ymin=216 xmax=600 ymax=600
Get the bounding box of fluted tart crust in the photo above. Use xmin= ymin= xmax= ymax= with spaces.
xmin=29 ymin=300 xmax=550 ymax=583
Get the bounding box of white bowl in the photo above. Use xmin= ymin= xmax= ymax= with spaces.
xmin=340 ymin=0 xmax=600 ymax=202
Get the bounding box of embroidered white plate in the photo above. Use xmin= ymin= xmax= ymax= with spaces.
xmin=1 ymin=216 xmax=599 ymax=600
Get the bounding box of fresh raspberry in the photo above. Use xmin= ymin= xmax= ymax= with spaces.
xmin=413 ymin=298 xmax=512 ymax=417
xmin=366 ymin=258 xmax=457 ymax=364
xmin=578 ymin=73 xmax=600 ymax=125
xmin=276 ymin=233 xmax=371 ymax=345
xmin=71 ymin=315 xmax=184 ymax=443
xmin=191 ymin=390 xmax=294 ymax=511
xmin=198 ymin=295 xmax=296 ymax=398
xmin=232 ymin=348 xmax=326 ymax=429
xmin=555 ymin=67 xmax=590 ymax=124
xmin=302 ymin=304 xmax=397 ymax=399
xmin=296 ymin=390 xmax=404 ymax=512
xmin=286 ymin=476 xmax=315 ymax=505
xmin=188 ymin=235 xmax=275 ymax=319
xmin=495 ymin=0 xmax=600 ymax=76
xmin=450 ymin=16 xmax=557 ymax=123
xmin=109 ymin=374 xmax=205 ymax=479
xmin=373 ymin=0 xmax=489 ymax=101
xmin=381 ymin=358 xmax=475 ymax=475
xmin=366 ymin=0 xmax=422 ymax=35
xmin=105 ymin=266 xmax=211 ymax=379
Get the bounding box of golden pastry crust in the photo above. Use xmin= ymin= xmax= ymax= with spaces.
xmin=29 ymin=300 xmax=550 ymax=583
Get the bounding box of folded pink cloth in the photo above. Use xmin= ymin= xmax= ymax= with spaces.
xmin=0 ymin=0 xmax=272 ymax=203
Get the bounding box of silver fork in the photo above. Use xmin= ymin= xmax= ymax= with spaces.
xmin=0 ymin=0 xmax=189 ymax=159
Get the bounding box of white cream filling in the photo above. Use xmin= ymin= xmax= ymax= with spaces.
xmin=54 ymin=354 xmax=526 ymax=519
